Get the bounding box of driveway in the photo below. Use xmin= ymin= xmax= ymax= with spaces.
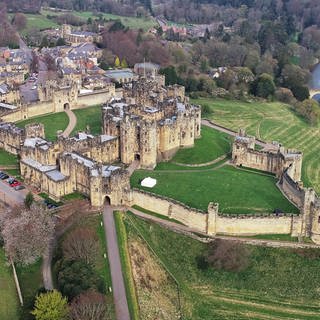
xmin=103 ymin=205 xmax=130 ymax=320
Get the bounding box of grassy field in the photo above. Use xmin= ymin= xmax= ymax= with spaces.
xmin=24 ymin=14 xmax=58 ymax=32
xmin=123 ymin=213 xmax=320 ymax=320
xmin=0 ymin=249 xmax=19 ymax=320
xmin=16 ymin=259 xmax=43 ymax=320
xmin=131 ymin=164 xmax=299 ymax=214
xmin=41 ymin=9 xmax=157 ymax=31
xmin=116 ymin=213 xmax=180 ymax=320
xmin=72 ymin=105 xmax=102 ymax=136
xmin=194 ymin=98 xmax=320 ymax=194
xmin=16 ymin=112 xmax=69 ymax=141
xmin=171 ymin=126 xmax=231 ymax=164
xmin=114 ymin=212 xmax=140 ymax=320
xmin=0 ymin=150 xmax=18 ymax=167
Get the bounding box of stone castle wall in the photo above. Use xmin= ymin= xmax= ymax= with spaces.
xmin=130 ymin=189 xmax=303 ymax=237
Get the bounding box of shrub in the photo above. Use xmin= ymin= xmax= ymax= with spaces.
xmin=275 ymin=87 xmax=296 ymax=104
xmin=207 ymin=239 xmax=251 ymax=272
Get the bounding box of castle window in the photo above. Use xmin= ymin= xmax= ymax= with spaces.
xmin=318 ymin=216 xmax=320 ymax=223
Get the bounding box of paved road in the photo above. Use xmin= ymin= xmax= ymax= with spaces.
xmin=0 ymin=179 xmax=25 ymax=207
xmin=103 ymin=205 xmax=130 ymax=320
xmin=62 ymin=109 xmax=77 ymax=138
xmin=202 ymin=119 xmax=268 ymax=147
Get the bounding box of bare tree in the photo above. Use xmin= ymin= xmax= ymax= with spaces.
xmin=0 ymin=204 xmax=55 ymax=265
xmin=70 ymin=291 xmax=110 ymax=320
xmin=207 ymin=239 xmax=251 ymax=272
xmin=12 ymin=13 xmax=27 ymax=31
xmin=62 ymin=227 xmax=99 ymax=264
xmin=30 ymin=51 xmax=40 ymax=74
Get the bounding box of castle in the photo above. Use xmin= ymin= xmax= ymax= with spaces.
xmin=2 ymin=68 xmax=320 ymax=243
xmin=0 ymin=75 xmax=201 ymax=208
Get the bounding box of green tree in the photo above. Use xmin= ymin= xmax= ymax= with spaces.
xmin=57 ymin=260 xmax=105 ymax=300
xmin=200 ymin=58 xmax=209 ymax=73
xmin=252 ymin=73 xmax=276 ymax=98
xmin=292 ymin=85 xmax=310 ymax=101
xmin=31 ymin=290 xmax=69 ymax=320
xmin=40 ymin=36 xmax=49 ymax=49
xmin=296 ymin=99 xmax=320 ymax=125
xmin=121 ymin=58 xmax=128 ymax=68
xmin=114 ymin=56 xmax=120 ymax=68
xmin=24 ymin=192 xmax=34 ymax=209
xmin=159 ymin=66 xmax=178 ymax=85
xmin=56 ymin=38 xmax=66 ymax=46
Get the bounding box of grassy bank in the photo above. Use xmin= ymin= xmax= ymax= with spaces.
xmin=124 ymin=213 xmax=320 ymax=319
xmin=114 ymin=212 xmax=140 ymax=320
xmin=171 ymin=126 xmax=231 ymax=164
xmin=0 ymin=249 xmax=19 ymax=320
xmin=0 ymin=150 xmax=18 ymax=167
xmin=193 ymin=98 xmax=320 ymax=194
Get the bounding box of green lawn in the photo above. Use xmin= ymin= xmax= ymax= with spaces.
xmin=16 ymin=259 xmax=43 ymax=320
xmin=193 ymin=98 xmax=320 ymax=194
xmin=41 ymin=9 xmax=157 ymax=31
xmin=131 ymin=165 xmax=299 ymax=214
xmin=114 ymin=212 xmax=139 ymax=320
xmin=72 ymin=105 xmax=102 ymax=136
xmin=0 ymin=150 xmax=18 ymax=167
xmin=171 ymin=126 xmax=231 ymax=164
xmin=0 ymin=249 xmax=19 ymax=320
xmin=123 ymin=213 xmax=320 ymax=320
xmin=16 ymin=112 xmax=69 ymax=141
xmin=22 ymin=13 xmax=59 ymax=35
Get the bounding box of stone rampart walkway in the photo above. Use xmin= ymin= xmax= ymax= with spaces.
xmin=62 ymin=109 xmax=77 ymax=138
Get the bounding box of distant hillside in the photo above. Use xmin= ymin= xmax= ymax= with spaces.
xmin=0 ymin=0 xmax=41 ymax=13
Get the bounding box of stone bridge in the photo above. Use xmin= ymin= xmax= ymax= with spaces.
xmin=310 ymin=89 xmax=320 ymax=101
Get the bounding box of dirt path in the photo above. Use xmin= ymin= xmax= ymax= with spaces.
xmin=127 ymin=207 xmax=320 ymax=249
xmin=172 ymin=154 xmax=227 ymax=167
xmin=103 ymin=205 xmax=130 ymax=320
xmin=202 ymin=119 xmax=268 ymax=147
xmin=42 ymin=239 xmax=54 ymax=290
xmin=62 ymin=109 xmax=77 ymax=138
xmin=0 ymin=165 xmax=19 ymax=170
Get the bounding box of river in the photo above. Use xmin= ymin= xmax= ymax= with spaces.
xmin=310 ymin=63 xmax=320 ymax=101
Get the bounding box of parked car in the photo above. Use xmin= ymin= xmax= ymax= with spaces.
xmin=0 ymin=174 xmax=9 ymax=180
xmin=14 ymin=185 xmax=25 ymax=191
xmin=7 ymin=177 xmax=15 ymax=184
xmin=11 ymin=181 xmax=21 ymax=187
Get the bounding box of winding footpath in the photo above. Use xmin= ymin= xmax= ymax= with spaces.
xmin=103 ymin=205 xmax=130 ymax=320
xmin=62 ymin=109 xmax=77 ymax=138
xmin=202 ymin=119 xmax=268 ymax=147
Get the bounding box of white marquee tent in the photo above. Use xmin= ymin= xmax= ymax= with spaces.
xmin=141 ymin=177 xmax=157 ymax=188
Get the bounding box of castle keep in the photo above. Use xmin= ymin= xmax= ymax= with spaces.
xmin=102 ymin=79 xmax=201 ymax=168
